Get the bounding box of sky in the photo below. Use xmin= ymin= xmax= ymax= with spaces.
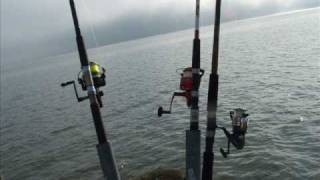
xmin=1 ymin=0 xmax=319 ymax=62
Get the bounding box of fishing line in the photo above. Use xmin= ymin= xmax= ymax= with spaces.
xmin=80 ymin=0 xmax=99 ymax=48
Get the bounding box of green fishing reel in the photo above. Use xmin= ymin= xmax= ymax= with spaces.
xmin=61 ymin=61 xmax=106 ymax=107
xmin=78 ymin=62 xmax=106 ymax=90
xmin=218 ymin=108 xmax=249 ymax=158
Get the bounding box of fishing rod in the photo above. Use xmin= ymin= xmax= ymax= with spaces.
xmin=157 ymin=0 xmax=204 ymax=179
xmin=61 ymin=0 xmax=120 ymax=179
xmin=186 ymin=0 xmax=203 ymax=179
xmin=201 ymin=1 xmax=249 ymax=180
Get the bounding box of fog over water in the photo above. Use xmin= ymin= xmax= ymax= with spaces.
xmin=1 ymin=0 xmax=319 ymax=62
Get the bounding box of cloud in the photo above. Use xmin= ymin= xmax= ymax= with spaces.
xmin=1 ymin=0 xmax=319 ymax=63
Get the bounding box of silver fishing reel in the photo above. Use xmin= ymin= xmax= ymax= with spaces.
xmin=218 ymin=108 xmax=249 ymax=158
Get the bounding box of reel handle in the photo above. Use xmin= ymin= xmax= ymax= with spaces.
xmin=157 ymin=106 xmax=171 ymax=117
xmin=220 ymin=148 xmax=229 ymax=158
xmin=61 ymin=80 xmax=75 ymax=87
xmin=77 ymin=96 xmax=89 ymax=102
xmin=217 ymin=126 xmax=231 ymax=158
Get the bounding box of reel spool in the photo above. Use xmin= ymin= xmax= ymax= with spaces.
xmin=78 ymin=62 xmax=106 ymax=90
xmin=180 ymin=67 xmax=193 ymax=92
xmin=158 ymin=67 xmax=204 ymax=117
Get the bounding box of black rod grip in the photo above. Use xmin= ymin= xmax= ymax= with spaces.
xmin=201 ymin=66 xmax=220 ymax=180
xmin=202 ymin=151 xmax=214 ymax=180
xmin=190 ymin=38 xmax=201 ymax=131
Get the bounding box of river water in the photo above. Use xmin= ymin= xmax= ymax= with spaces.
xmin=1 ymin=8 xmax=319 ymax=180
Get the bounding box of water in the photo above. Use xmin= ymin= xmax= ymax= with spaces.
xmin=1 ymin=8 xmax=319 ymax=180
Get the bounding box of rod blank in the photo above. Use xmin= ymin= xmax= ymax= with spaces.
xmin=201 ymin=0 xmax=222 ymax=180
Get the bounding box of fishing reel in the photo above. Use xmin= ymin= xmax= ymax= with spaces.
xmin=77 ymin=62 xmax=106 ymax=90
xmin=217 ymin=108 xmax=249 ymax=158
xmin=61 ymin=62 xmax=106 ymax=107
xmin=158 ymin=67 xmax=204 ymax=117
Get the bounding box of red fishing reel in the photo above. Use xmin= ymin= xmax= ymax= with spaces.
xmin=180 ymin=67 xmax=193 ymax=91
xmin=158 ymin=67 xmax=204 ymax=117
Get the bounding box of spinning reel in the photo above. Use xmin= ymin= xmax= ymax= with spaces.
xmin=158 ymin=67 xmax=204 ymax=117
xmin=217 ymin=108 xmax=249 ymax=158
xmin=61 ymin=62 xmax=106 ymax=107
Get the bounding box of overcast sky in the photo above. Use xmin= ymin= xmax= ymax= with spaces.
xmin=1 ymin=0 xmax=319 ymax=62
